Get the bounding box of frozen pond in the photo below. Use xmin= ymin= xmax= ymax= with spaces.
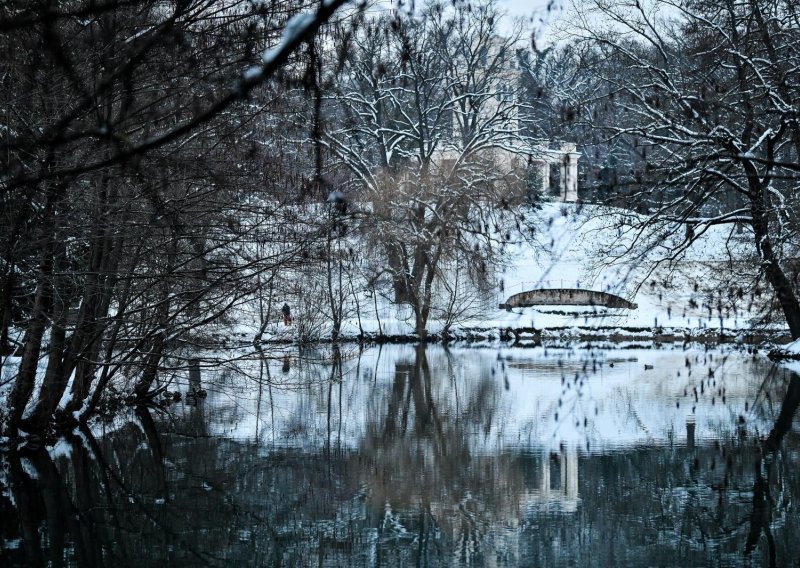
xmin=2 ymin=344 xmax=799 ymax=566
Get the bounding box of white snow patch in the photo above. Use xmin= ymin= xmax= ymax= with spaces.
xmin=49 ymin=438 xmax=74 ymax=460
xmin=782 ymin=338 xmax=800 ymax=355
xmin=262 ymin=12 xmax=317 ymax=64
xmin=20 ymin=457 xmax=38 ymax=480
xmin=242 ymin=65 xmax=262 ymax=81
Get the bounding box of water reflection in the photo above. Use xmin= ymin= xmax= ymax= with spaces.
xmin=745 ymin=373 xmax=800 ymax=567
xmin=1 ymin=345 xmax=799 ymax=566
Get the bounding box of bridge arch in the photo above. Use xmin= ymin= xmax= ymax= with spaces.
xmin=500 ymin=288 xmax=637 ymax=310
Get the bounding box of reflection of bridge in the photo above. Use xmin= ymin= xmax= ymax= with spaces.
xmin=521 ymin=448 xmax=580 ymax=514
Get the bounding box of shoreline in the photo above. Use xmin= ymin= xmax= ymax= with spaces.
xmin=244 ymin=324 xmax=793 ymax=350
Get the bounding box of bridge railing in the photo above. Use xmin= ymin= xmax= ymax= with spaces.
xmin=498 ymin=279 xmax=583 ymax=298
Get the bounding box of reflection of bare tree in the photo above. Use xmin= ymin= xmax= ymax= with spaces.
xmin=0 ymin=407 xmax=239 ymax=566
xmin=4 ymin=437 xmax=116 ymax=566
xmin=136 ymin=407 xmax=167 ymax=501
xmin=325 ymin=344 xmax=344 ymax=456
xmin=69 ymin=429 xmax=125 ymax=563
xmin=6 ymin=350 xmax=800 ymax=565
xmin=745 ymin=372 xmax=800 ymax=566
xmin=370 ymin=344 xmax=469 ymax=468
xmin=5 ymin=451 xmax=46 ymax=566
xmin=358 ymin=344 xmax=532 ymax=563
xmin=381 ymin=345 xmax=444 ymax=445
xmin=667 ymin=368 xmax=800 ymax=566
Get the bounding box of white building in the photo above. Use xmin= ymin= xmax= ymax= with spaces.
xmin=432 ymin=36 xmax=581 ymax=202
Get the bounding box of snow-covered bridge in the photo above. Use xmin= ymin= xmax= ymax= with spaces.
xmin=500 ymin=288 xmax=638 ymax=310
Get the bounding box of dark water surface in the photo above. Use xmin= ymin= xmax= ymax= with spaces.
xmin=2 ymin=344 xmax=800 ymax=567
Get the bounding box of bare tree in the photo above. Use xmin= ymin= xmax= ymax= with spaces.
xmin=319 ymin=0 xmax=534 ymax=338
xmin=568 ymin=0 xmax=800 ymax=338
xmin=0 ymin=0 xmax=354 ymax=438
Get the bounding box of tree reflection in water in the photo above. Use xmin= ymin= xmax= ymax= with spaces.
xmin=745 ymin=372 xmax=800 ymax=568
xmin=1 ymin=346 xmax=800 ymax=566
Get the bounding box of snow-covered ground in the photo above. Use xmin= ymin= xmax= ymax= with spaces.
xmin=770 ymin=338 xmax=800 ymax=361
xmin=2 ymin=202 xmax=788 ymax=429
xmin=228 ymin=201 xmax=779 ymax=343
xmin=488 ymin=202 xmax=762 ymax=332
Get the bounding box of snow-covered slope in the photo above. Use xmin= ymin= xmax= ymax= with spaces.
xmin=481 ymin=201 xmax=765 ymax=334
xmin=229 ymin=200 xmax=778 ymax=342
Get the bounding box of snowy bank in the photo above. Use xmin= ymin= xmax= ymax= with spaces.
xmin=769 ymin=338 xmax=800 ymax=361
xmin=225 ymin=201 xmax=788 ymax=346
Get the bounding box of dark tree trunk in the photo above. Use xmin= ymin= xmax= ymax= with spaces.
xmin=71 ymin=234 xmax=135 ymax=419
xmin=79 ymin=278 xmax=133 ymax=419
xmin=27 ymin=319 xmax=68 ymax=432
xmin=26 ymin=235 xmax=70 ymax=432
xmin=61 ymin=232 xmax=121 ymax=418
xmin=387 ymin=242 xmax=410 ymax=303
xmin=134 ymin=334 xmax=167 ymax=399
xmin=27 ymin=182 xmax=121 ymax=431
xmin=6 ymin=236 xmax=54 ymax=435
xmin=0 ymin=270 xmax=14 ymax=355
xmin=133 ymin=224 xmax=176 ymax=398
xmin=749 ymin=180 xmax=800 ymax=339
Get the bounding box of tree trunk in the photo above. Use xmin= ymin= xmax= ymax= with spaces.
xmin=749 ymin=180 xmax=800 ymax=339
xmin=75 ymin=236 xmax=141 ymax=418
xmin=26 ymin=319 xmax=67 ymax=432
xmin=133 ymin=225 xmax=176 ymax=398
xmin=5 ymin=235 xmax=54 ymax=436
xmin=25 ymin=237 xmax=70 ymax=433
xmin=134 ymin=333 xmax=167 ymax=399
xmin=62 ymin=232 xmax=121 ymax=417
xmin=79 ymin=312 xmax=125 ymax=419
xmin=414 ymin=314 xmax=428 ymax=340
xmin=132 ymin=282 xmax=173 ymax=399
xmin=27 ymin=183 xmax=120 ymax=431
xmin=386 ymin=242 xmax=410 ymax=303
xmin=0 ymin=270 xmax=14 ymax=355
xmin=326 ymin=230 xmax=342 ymax=341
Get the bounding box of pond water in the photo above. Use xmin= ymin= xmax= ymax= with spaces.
xmin=2 ymin=344 xmax=799 ymax=567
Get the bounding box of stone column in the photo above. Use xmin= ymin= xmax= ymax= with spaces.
xmin=540 ymin=160 xmax=549 ymax=194
xmin=559 ymin=142 xmax=581 ymax=202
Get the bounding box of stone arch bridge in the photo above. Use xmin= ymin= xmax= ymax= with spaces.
xmin=500 ymin=288 xmax=638 ymax=310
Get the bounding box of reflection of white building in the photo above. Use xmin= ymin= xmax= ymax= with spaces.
xmin=522 ymin=448 xmax=581 ymax=514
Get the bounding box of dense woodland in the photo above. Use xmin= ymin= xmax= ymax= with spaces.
xmin=2 ymin=0 xmax=800 ymax=439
